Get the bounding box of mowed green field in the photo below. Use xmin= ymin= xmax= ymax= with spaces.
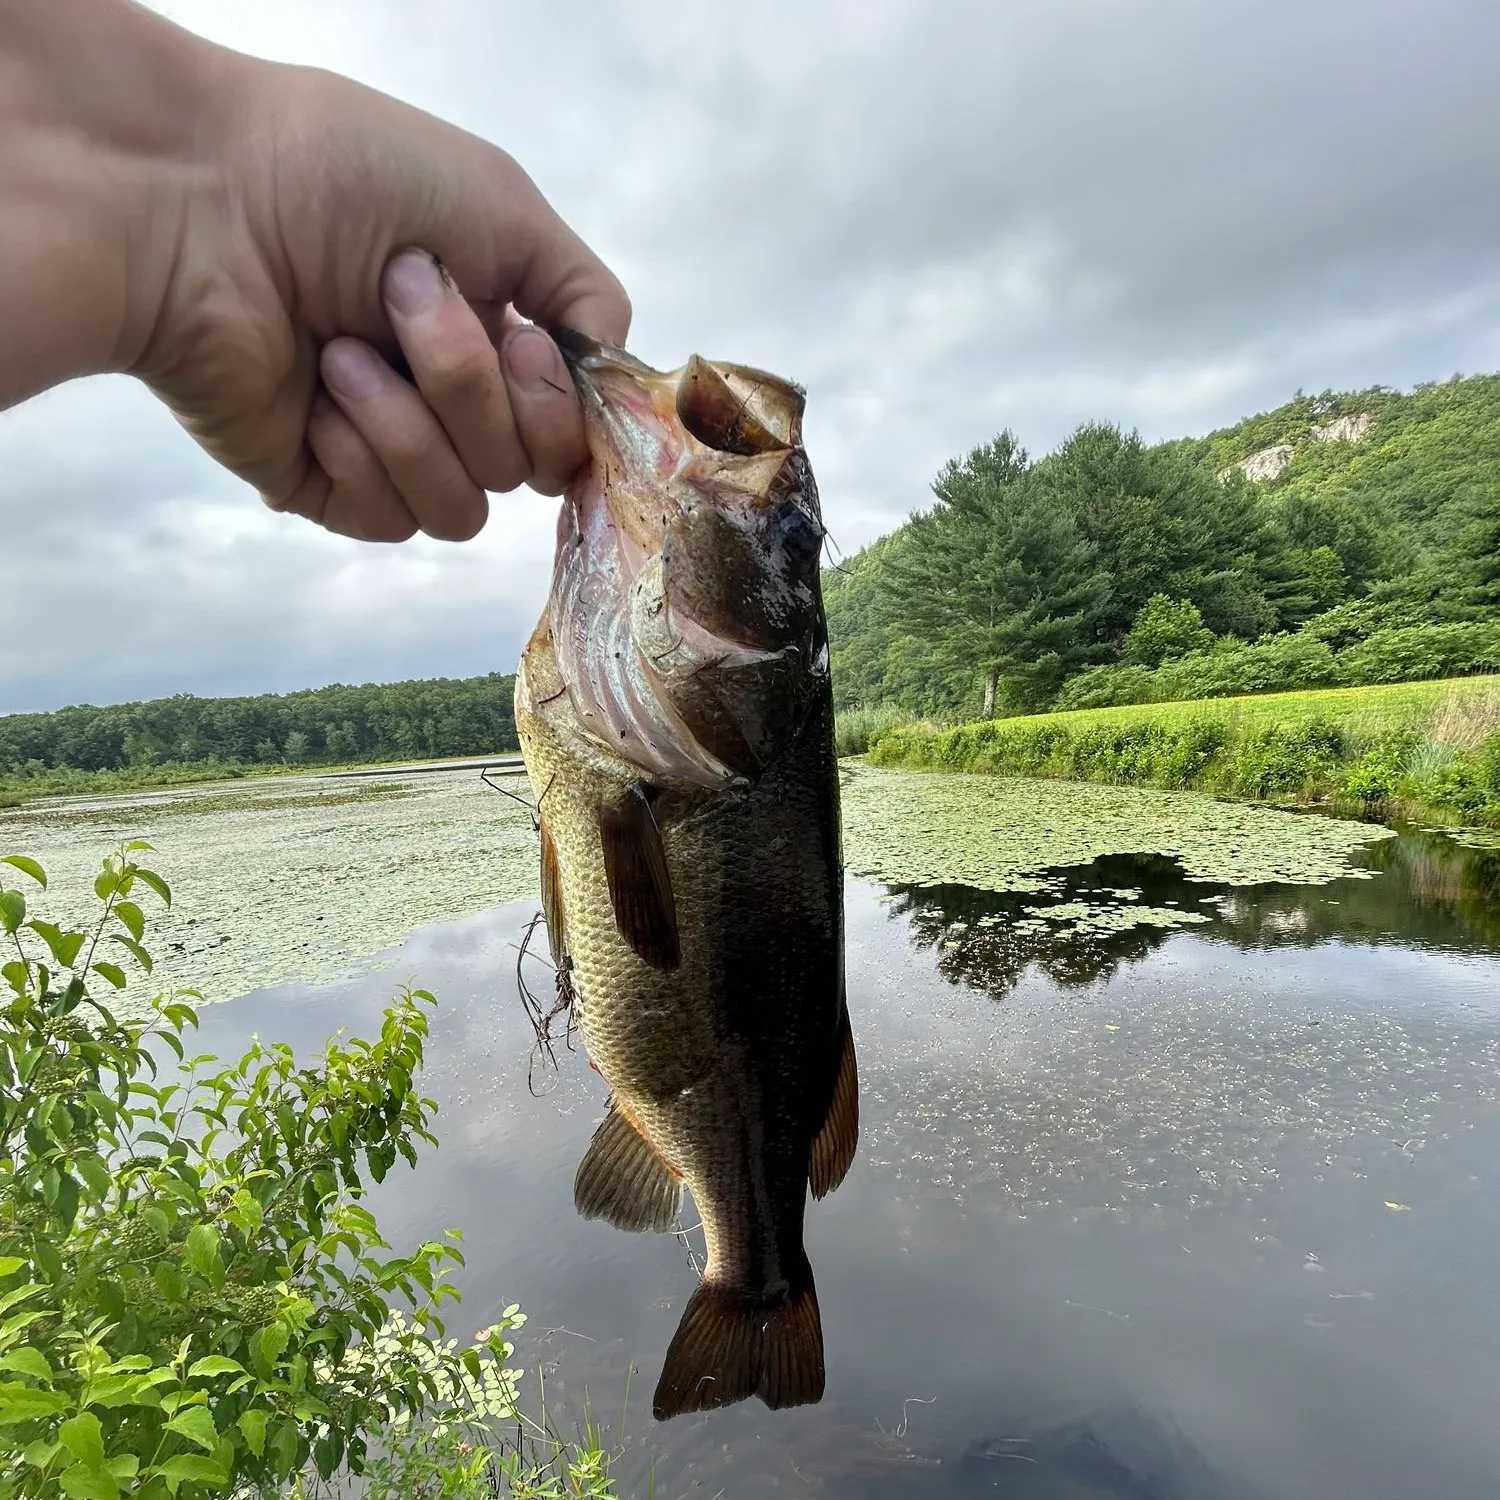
xmin=868 ymin=674 xmax=1500 ymax=824
xmin=934 ymin=674 xmax=1500 ymax=740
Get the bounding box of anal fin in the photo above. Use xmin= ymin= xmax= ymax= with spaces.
xmin=574 ymin=1098 xmax=682 ymax=1233
xmin=598 ymin=782 xmax=681 ymax=970
xmin=809 ymin=1007 xmax=858 ymax=1199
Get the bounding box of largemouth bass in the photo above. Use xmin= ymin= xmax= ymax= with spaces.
xmin=514 ymin=332 xmax=857 ymax=1421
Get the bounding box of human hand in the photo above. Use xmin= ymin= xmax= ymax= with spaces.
xmin=1 ymin=0 xmax=630 ymax=543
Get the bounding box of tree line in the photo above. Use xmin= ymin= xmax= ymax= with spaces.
xmin=824 ymin=372 xmax=1500 ymax=720
xmin=0 ymin=673 xmax=518 ymax=777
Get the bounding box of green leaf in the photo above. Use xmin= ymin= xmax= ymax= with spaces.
xmin=0 ymin=1348 xmax=53 ymax=1380
xmin=186 ymin=1355 xmax=243 ymax=1379
xmin=0 ymin=1257 xmax=25 ymax=1276
xmin=103 ymin=1454 xmax=139 ymax=1484
xmin=59 ymin=1411 xmax=105 ymax=1468
xmin=107 ymin=934 xmax=153 ymax=974
xmin=59 ymin=1463 xmax=119 ymax=1500
xmin=32 ymin=1236 xmax=62 ymax=1281
xmin=91 ymin=963 xmax=127 ymax=991
xmin=76 ymin=1153 xmax=112 ymax=1202
xmin=184 ymin=1223 xmax=220 ymax=1282
xmin=134 ymin=869 xmax=172 ymax=908
xmin=112 ymin=900 xmax=145 ymax=942
xmin=249 ymin=1321 xmax=289 ymax=1375
xmin=0 ymin=890 xmax=25 ymax=935
xmin=25 ymin=918 xmax=84 ymax=968
xmin=2 ymin=960 xmax=25 ymax=996
xmin=270 ymin=1418 xmax=301 ymax=1478
xmin=1 ymin=856 xmax=46 ymax=888
xmin=154 ymin=1454 xmax=228 ymax=1491
xmin=0 ymin=1379 xmax=70 ymax=1423
xmin=86 ymin=1373 xmax=167 ymax=1409
xmin=21 ymin=1437 xmax=60 ymax=1469
xmin=235 ymin=1410 xmax=268 ymax=1458
xmin=165 ymin=1404 xmax=218 ymax=1451
xmin=153 ymin=1261 xmax=186 ymax=1305
xmin=237 ymin=1407 xmax=267 ymax=1457
xmin=54 ymin=1170 xmax=80 ymax=1230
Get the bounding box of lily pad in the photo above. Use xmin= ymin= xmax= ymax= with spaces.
xmin=0 ymin=768 xmax=539 ymax=1007
xmin=841 ymin=764 xmax=1394 ymax=893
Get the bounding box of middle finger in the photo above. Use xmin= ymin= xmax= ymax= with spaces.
xmin=320 ymin=337 xmax=489 ymax=542
xmin=382 ymin=249 xmax=531 ymax=494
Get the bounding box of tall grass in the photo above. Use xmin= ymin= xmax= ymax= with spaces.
xmin=834 ymin=704 xmax=917 ymax=757
xmin=869 ymin=677 xmax=1500 ymax=825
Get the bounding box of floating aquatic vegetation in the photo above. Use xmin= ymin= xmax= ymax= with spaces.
xmin=0 ymin=768 xmax=539 ymax=1004
xmin=1020 ymin=900 xmax=1212 ymax=939
xmin=0 ymin=761 xmax=1398 ymax=1011
xmin=841 ymin=764 xmax=1394 ymax=892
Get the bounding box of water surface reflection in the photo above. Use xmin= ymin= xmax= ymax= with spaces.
xmin=192 ymin=826 xmax=1500 ymax=1498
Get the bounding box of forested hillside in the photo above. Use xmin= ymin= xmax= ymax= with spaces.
xmin=0 ymin=673 xmax=517 ymax=778
xmin=825 ymin=373 xmax=1500 ymax=721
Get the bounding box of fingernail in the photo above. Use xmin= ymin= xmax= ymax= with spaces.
xmin=323 ymin=341 xmax=383 ymax=400
xmin=384 ymin=250 xmax=446 ymax=317
xmin=504 ymin=327 xmax=569 ymax=396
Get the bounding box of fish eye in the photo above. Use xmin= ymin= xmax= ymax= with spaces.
xmin=777 ymin=504 xmax=823 ymax=561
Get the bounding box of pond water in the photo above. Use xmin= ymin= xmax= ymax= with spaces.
xmin=7 ymin=769 xmax=1500 ymax=1497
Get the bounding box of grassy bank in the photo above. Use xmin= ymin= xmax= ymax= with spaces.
xmin=867 ymin=676 xmax=1500 ymax=826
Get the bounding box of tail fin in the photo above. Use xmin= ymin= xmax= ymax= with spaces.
xmin=652 ymin=1267 xmax=824 ymax=1420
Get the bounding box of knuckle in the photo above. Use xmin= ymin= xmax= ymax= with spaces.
xmin=611 ymin=282 xmax=634 ymax=340
xmin=381 ymin=417 xmax=445 ymax=471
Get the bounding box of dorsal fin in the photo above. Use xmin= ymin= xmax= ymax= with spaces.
xmin=809 ymin=1007 xmax=859 ymax=1199
xmin=598 ymin=783 xmax=680 ymax=970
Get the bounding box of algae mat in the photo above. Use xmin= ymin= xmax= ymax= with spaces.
xmin=840 ymin=763 xmax=1395 ymax=892
xmin=0 ymin=769 xmax=539 ymax=1005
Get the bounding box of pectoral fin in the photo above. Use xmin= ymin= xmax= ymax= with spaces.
xmin=539 ymin=818 xmax=567 ymax=969
xmin=809 ymin=1007 xmax=859 ymax=1199
xmin=598 ymin=783 xmax=681 ymax=970
xmin=574 ymin=1097 xmax=683 ymax=1233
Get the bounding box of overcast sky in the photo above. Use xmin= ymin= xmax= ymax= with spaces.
xmin=4 ymin=0 xmax=1499 ymax=715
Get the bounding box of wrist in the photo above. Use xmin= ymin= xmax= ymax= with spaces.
xmin=0 ymin=0 xmax=239 ymax=403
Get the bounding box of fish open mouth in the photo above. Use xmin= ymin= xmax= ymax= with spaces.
xmin=545 ymin=333 xmax=827 ymax=786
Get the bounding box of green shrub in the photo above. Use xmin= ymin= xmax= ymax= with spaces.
xmin=1482 ymin=735 xmax=1500 ymax=799
xmin=1122 ymin=596 xmax=1214 ymax=667
xmin=1342 ymin=752 xmax=1403 ymax=806
xmin=1224 ymin=719 xmax=1344 ymax=798
xmin=0 ymin=845 xmax=532 ymax=1499
xmin=1052 ymin=665 xmax=1158 ymax=710
xmin=1158 ymin=633 xmax=1340 ymax=699
xmin=1334 ymin=622 xmax=1500 ymax=685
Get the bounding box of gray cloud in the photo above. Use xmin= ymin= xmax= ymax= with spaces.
xmin=3 ymin=0 xmax=1498 ymax=712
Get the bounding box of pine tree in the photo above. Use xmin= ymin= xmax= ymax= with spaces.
xmin=1449 ymin=481 xmax=1500 ymax=614
xmin=884 ymin=434 xmax=1110 ymax=716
